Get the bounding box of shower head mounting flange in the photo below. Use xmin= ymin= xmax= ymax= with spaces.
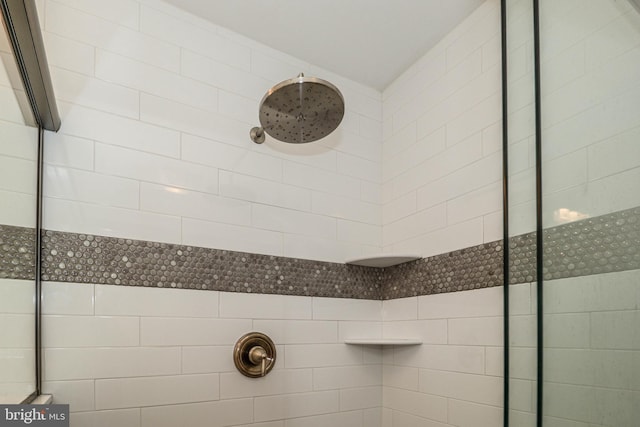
xmin=250 ymin=127 xmax=265 ymax=144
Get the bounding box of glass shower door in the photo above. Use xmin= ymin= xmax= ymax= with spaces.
xmin=540 ymin=0 xmax=640 ymax=425
xmin=0 ymin=8 xmax=39 ymax=403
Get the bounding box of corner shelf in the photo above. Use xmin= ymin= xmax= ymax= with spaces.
xmin=345 ymin=254 xmax=421 ymax=268
xmin=343 ymin=254 xmax=423 ymax=346
xmin=344 ymin=338 xmax=422 ymax=346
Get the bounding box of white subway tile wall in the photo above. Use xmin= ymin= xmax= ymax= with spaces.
xmin=40 ymin=0 xmax=383 ymax=264
xmin=382 ymin=0 xmax=502 ymax=257
xmin=0 ymin=33 xmax=39 ymax=226
xmin=382 ymin=285 xmax=514 ymax=427
xmin=0 ymin=279 xmax=36 ymax=402
xmin=541 ymin=270 xmax=640 ymax=426
xmin=507 ymin=0 xmax=640 ymax=237
xmin=41 ymin=283 xmax=384 ymax=426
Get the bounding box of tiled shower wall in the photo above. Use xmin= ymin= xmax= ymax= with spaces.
xmin=380 ymin=285 xmax=525 ymax=427
xmin=0 ymin=25 xmax=38 ymax=231
xmin=0 ymin=278 xmax=35 ymax=401
xmin=35 ymin=0 xmax=385 ymax=423
xmin=540 ymin=270 xmax=640 ymax=427
xmin=29 ymin=0 xmax=509 ymax=426
xmin=1 ymin=0 xmax=520 ymax=425
xmin=35 ymin=0 xmax=388 ymax=421
xmin=526 ymin=2 xmax=640 ymax=426
xmin=379 ymin=1 xmax=505 ymax=425
xmin=41 ymin=282 xmax=384 ymax=427
xmin=507 ymin=0 xmax=640 ymax=236
xmin=38 ymin=0 xmax=383 ymax=264
xmin=381 ymin=0 xmax=502 ymax=257
xmin=0 ymin=123 xmax=36 ymax=402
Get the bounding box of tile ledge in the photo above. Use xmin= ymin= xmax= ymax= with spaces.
xmin=344 ymin=338 xmax=422 ymax=345
xmin=345 ymin=254 xmax=421 ymax=268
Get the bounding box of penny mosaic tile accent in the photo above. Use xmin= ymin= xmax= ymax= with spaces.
xmin=383 ymin=241 xmax=503 ymax=299
xmin=0 ymin=224 xmax=36 ymax=280
xmin=40 ymin=230 xmax=384 ymax=300
xmin=509 ymin=232 xmax=536 ymax=285
xmin=541 ymin=206 xmax=640 ymax=280
xmin=507 ymin=206 xmax=640 ymax=286
xmin=384 ymin=206 xmax=640 ymax=299
xmin=2 ymin=206 xmax=638 ymax=299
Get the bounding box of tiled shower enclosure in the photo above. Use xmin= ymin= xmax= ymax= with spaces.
xmin=1 ymin=0 xmax=639 ymax=426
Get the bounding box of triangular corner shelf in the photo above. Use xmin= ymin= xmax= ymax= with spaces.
xmin=345 ymin=254 xmax=421 ymax=268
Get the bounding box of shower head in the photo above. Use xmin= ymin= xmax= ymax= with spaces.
xmin=250 ymin=73 xmax=345 ymax=144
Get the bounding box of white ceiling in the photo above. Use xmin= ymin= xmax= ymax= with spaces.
xmin=163 ymin=0 xmax=486 ymax=91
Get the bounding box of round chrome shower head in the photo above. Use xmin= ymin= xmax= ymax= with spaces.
xmin=251 ymin=73 xmax=345 ymax=144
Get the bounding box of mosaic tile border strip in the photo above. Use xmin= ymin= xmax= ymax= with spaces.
xmin=385 ymin=206 xmax=640 ymax=299
xmin=2 ymin=206 xmax=638 ymax=299
xmin=383 ymin=241 xmax=503 ymax=300
xmin=515 ymin=205 xmax=640 ymax=283
xmin=0 ymin=225 xmax=36 ymax=280
xmin=40 ymin=231 xmax=384 ymax=300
